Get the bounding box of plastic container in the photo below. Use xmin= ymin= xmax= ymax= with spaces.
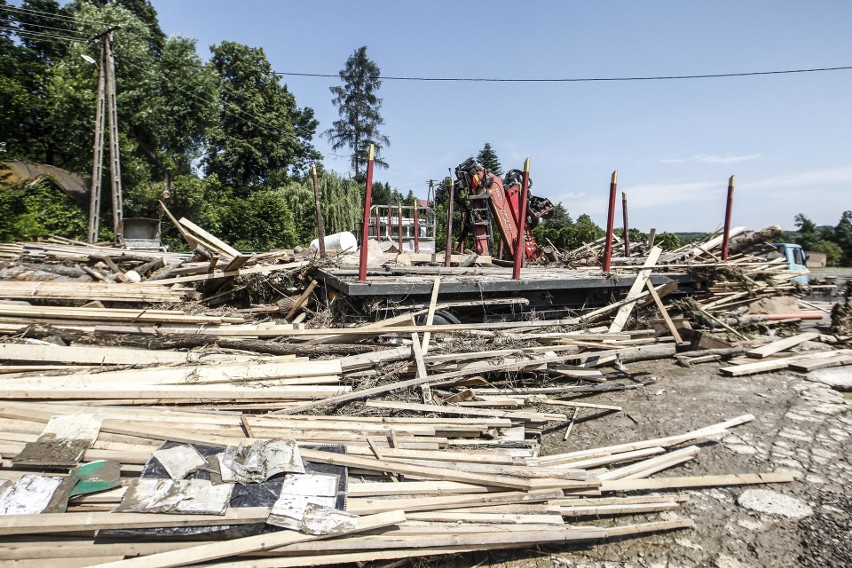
xmin=310 ymin=231 xmax=357 ymax=254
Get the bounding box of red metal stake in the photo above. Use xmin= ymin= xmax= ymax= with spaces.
xmin=444 ymin=179 xmax=455 ymax=267
xmin=512 ymin=158 xmax=532 ymax=280
xmin=374 ymin=208 xmax=380 ymax=240
xmin=622 ymin=191 xmax=630 ymax=257
xmin=602 ymin=170 xmax=618 ymax=272
xmin=413 ymin=202 xmax=420 ymax=253
xmin=397 ymin=204 xmax=403 ymax=252
xmin=358 ymin=144 xmax=375 ymax=281
xmin=386 ymin=205 xmax=392 ymax=242
xmin=721 ymin=175 xmax=735 ymax=261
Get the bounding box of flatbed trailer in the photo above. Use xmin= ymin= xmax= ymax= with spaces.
xmin=317 ymin=266 xmax=699 ymax=322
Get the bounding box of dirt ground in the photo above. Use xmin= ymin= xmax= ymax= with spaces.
xmin=423 ymin=356 xmax=851 ymax=568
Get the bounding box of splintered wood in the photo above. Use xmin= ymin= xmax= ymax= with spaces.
xmin=0 ymin=227 xmax=844 ymax=566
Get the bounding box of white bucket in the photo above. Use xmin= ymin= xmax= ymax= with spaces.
xmin=310 ymin=231 xmax=358 ymax=254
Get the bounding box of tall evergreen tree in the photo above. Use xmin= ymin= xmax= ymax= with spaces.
xmin=325 ymin=46 xmax=389 ymax=181
xmin=476 ymin=142 xmax=503 ymax=175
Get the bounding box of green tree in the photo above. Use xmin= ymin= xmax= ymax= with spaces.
xmin=320 ymin=171 xmax=362 ymax=235
xmin=220 ymin=189 xmax=298 ymax=251
xmin=476 ymin=143 xmax=502 ymax=176
xmin=0 ymin=180 xmax=88 ymax=241
xmin=810 ymin=240 xmax=843 ymax=266
xmin=138 ymin=35 xmax=216 ymax=186
xmin=205 ymin=41 xmax=319 ymax=193
xmin=325 ymin=46 xmax=389 ymax=181
xmin=1 ymin=0 xmax=74 ymax=165
xmin=793 ymin=213 xmax=819 ymax=250
xmin=655 ymin=232 xmax=681 ymax=251
xmin=833 ymin=210 xmax=852 ymax=265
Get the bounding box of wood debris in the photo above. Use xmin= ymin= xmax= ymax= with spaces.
xmin=0 ymin=224 xmax=846 ymax=565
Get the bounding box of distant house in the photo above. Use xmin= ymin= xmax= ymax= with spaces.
xmin=805 ymin=251 xmax=827 ymax=268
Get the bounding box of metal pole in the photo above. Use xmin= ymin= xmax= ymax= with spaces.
xmin=413 ymin=200 xmax=420 ymax=253
xmin=622 ymin=191 xmax=630 ymax=257
xmin=87 ymin=43 xmax=106 ymax=244
xmin=104 ymin=30 xmax=123 ymax=243
xmin=602 ymin=170 xmax=618 ymax=272
xmin=721 ymin=175 xmax=735 ymax=261
xmin=358 ymin=144 xmax=375 ymax=281
xmin=512 ymin=158 xmax=531 ymax=280
xmin=397 ymin=204 xmax=403 ymax=252
xmin=374 ymin=208 xmax=380 ymax=240
xmin=444 ymin=179 xmax=455 ymax=267
xmin=311 ymin=164 xmax=326 ymax=258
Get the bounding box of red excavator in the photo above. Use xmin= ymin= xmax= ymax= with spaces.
xmin=453 ymin=158 xmax=554 ymax=260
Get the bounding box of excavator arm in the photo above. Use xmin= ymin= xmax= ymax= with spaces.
xmin=454 ymin=158 xmax=554 ymax=260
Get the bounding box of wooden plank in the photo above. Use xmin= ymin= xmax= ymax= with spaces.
xmin=539 ymin=414 xmax=754 ymax=465
xmin=745 ymin=332 xmax=820 ymax=359
xmin=788 ymin=353 xmax=852 ymax=372
xmin=645 ymin=279 xmax=684 ymax=343
xmin=720 ymin=350 xmax=849 ymax=377
xmin=278 ymin=352 xmax=586 ymax=415
xmin=0 ymin=507 xmax=271 ymax=536
xmin=0 ymin=343 xmax=197 ymax=366
xmin=298 ymin=448 xmax=568 ymax=491
xmin=178 ymin=217 xmax=242 ymax=258
xmin=347 ymin=488 xmax=562 ymax=515
xmin=89 ymin=510 xmax=406 ymax=568
xmin=599 ymin=472 xmax=794 ymax=493
xmin=609 ymin=247 xmax=662 ymax=332
xmin=365 ymin=401 xmax=566 ymax=422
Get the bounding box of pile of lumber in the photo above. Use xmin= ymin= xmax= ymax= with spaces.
xmin=0 ymin=400 xmax=793 ymax=566
xmin=0 ymin=219 xmax=847 ymax=565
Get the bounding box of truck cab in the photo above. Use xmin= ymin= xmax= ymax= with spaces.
xmin=772 ymin=243 xmax=809 ymax=285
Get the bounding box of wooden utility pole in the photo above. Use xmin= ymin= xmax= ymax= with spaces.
xmin=311 ymin=164 xmax=326 ymax=257
xmin=88 ymin=27 xmax=123 ymax=244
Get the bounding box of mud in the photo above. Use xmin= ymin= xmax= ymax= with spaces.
xmin=420 ymin=357 xmax=851 ymax=568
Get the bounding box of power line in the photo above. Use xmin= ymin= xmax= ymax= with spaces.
xmin=0 ymin=4 xmax=93 ymax=25
xmin=0 ymin=25 xmax=88 ymax=45
xmin=5 ymin=15 xmax=89 ymax=38
xmin=278 ymin=65 xmax=852 ymax=83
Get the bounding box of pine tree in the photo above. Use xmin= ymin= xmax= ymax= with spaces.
xmin=476 ymin=143 xmax=503 ymax=175
xmin=325 ymin=46 xmax=389 ymax=181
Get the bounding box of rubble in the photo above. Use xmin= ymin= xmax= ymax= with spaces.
xmin=0 ymin=219 xmax=847 ymax=566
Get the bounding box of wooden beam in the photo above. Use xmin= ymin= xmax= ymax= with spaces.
xmin=609 ymin=247 xmax=662 ymax=332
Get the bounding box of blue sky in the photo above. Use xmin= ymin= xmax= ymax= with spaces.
xmin=152 ymin=0 xmax=852 ymax=232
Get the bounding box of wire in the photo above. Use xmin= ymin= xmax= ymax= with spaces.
xmin=5 ymin=4 xmax=851 ymax=84
xmin=116 ymin=54 xmax=293 ymax=141
xmin=0 ymin=25 xmax=88 ymax=45
xmin=278 ymin=65 xmax=852 ymax=83
xmin=5 ymin=16 xmax=89 ymax=38
xmin=0 ymin=4 xmax=90 ymax=25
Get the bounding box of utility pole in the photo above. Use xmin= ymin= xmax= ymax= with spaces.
xmin=87 ymin=41 xmax=106 ymax=243
xmin=88 ymin=27 xmax=123 ymax=244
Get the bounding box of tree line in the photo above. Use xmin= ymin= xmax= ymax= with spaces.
xmin=791 ymin=212 xmax=852 ymax=267
xmin=0 ymin=0 xmax=386 ymax=250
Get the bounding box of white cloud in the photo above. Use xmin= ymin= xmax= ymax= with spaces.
xmin=661 ymin=154 xmax=762 ymax=165
xmin=740 ymin=165 xmax=852 ymax=191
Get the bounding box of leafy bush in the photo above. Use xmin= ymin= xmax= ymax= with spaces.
xmin=0 ymin=181 xmax=87 ymax=242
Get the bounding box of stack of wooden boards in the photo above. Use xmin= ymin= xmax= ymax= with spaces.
xmin=0 ymin=222 xmax=847 ymax=565
xmin=0 ymin=400 xmax=793 ymax=566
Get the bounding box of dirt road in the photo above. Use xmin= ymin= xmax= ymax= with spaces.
xmin=453 ymin=357 xmax=851 ymax=567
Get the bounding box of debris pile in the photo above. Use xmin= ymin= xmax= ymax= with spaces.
xmin=0 ymin=219 xmax=847 ymax=566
